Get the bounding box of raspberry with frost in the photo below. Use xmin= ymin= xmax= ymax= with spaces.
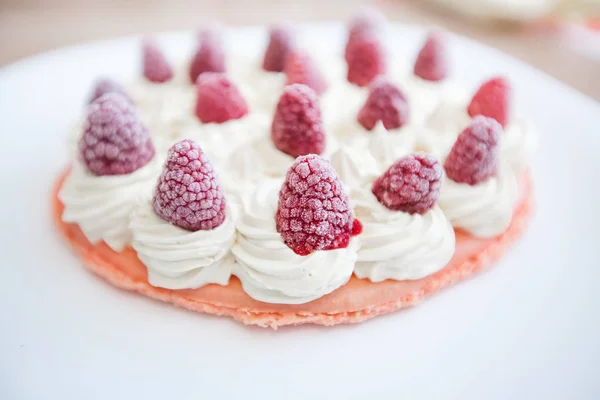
xmin=344 ymin=7 xmax=386 ymax=61
xmin=284 ymin=50 xmax=327 ymax=95
xmin=142 ymin=38 xmax=174 ymax=83
xmin=413 ymin=30 xmax=448 ymax=82
xmin=357 ymin=77 xmax=409 ymax=130
xmin=153 ymin=139 xmax=226 ymax=231
xmin=89 ymin=79 xmax=132 ymax=104
xmin=276 ymin=154 xmax=360 ymax=256
xmin=372 ymin=153 xmax=442 ymax=214
xmin=467 ymin=76 xmax=511 ymax=127
xmin=262 ymin=25 xmax=295 ymax=72
xmin=189 ymin=30 xmax=226 ymax=84
xmin=79 ymin=93 xmax=155 ymax=176
xmin=271 ymin=84 xmax=325 ymax=158
xmin=345 ymin=32 xmax=387 ymax=87
xmin=195 ymin=73 xmax=248 ymax=123
xmin=444 ymin=116 xmax=501 ymax=185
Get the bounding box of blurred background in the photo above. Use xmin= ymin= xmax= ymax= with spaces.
xmin=1 ymin=0 xmax=599 ymax=99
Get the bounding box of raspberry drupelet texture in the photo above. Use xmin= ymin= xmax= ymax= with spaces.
xmin=357 ymin=77 xmax=409 ymax=131
xmin=142 ymin=39 xmax=174 ymax=83
xmin=372 ymin=153 xmax=442 ymax=214
xmin=285 ymin=50 xmax=327 ymax=95
xmin=79 ymin=93 xmax=155 ymax=176
xmin=89 ymin=79 xmax=132 ymax=104
xmin=344 ymin=7 xmax=386 ymax=62
xmin=444 ymin=116 xmax=502 ymax=185
xmin=276 ymin=154 xmax=359 ymax=256
xmin=271 ymin=84 xmax=326 ymax=158
xmin=345 ymin=32 xmax=386 ymax=87
xmin=413 ymin=30 xmax=448 ymax=82
xmin=189 ymin=31 xmax=226 ymax=84
xmin=262 ymin=25 xmax=295 ymax=72
xmin=153 ymin=139 xmax=227 ymax=231
xmin=467 ymin=76 xmax=511 ymax=127
xmin=195 ymin=72 xmax=249 ymax=123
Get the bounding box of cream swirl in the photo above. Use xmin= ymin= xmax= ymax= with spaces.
xmin=124 ymin=71 xmax=196 ymax=157
xmin=333 ymin=122 xmax=417 ymax=171
xmin=330 ymin=145 xmax=380 ymax=192
xmin=322 ymin=82 xmax=368 ymax=141
xmin=227 ymin=136 xmax=295 ymax=183
xmin=324 ymin=73 xmax=439 ymax=139
xmin=422 ymin=97 xmax=537 ymax=171
xmin=179 ymin=112 xmax=270 ymax=166
xmin=227 ymin=55 xmax=286 ymax=113
xmin=231 ymin=179 xmax=357 ymax=304
xmin=311 ymin=50 xmax=347 ymax=88
xmin=59 ymin=157 xmax=161 ymax=252
xmin=501 ymin=119 xmax=539 ymax=171
xmin=418 ymin=93 xmax=470 ymax=157
xmin=128 ymin=75 xmax=195 ymax=135
xmin=67 ymin=119 xmax=84 ymax=157
xmin=353 ymin=187 xmax=455 ymax=282
xmin=426 ymin=95 xmax=471 ymax=134
xmin=130 ymin=199 xmax=235 ymax=289
xmin=225 ymin=129 xmax=340 ymax=196
xmin=397 ymin=75 xmax=464 ymax=125
xmin=367 ymin=123 xmax=418 ymax=170
xmin=220 ymin=136 xmax=295 ymax=205
xmin=438 ymin=163 xmax=518 ymax=238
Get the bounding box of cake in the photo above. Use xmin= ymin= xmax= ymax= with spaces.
xmin=53 ymin=10 xmax=536 ymax=329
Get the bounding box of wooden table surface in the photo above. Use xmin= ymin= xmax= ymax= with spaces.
xmin=1 ymin=0 xmax=599 ymax=100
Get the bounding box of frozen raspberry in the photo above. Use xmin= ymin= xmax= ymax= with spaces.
xmin=372 ymin=153 xmax=442 ymax=214
xmin=344 ymin=7 xmax=386 ymax=61
xmin=357 ymin=77 xmax=409 ymax=130
xmin=444 ymin=116 xmax=501 ymax=185
xmin=153 ymin=139 xmax=226 ymax=231
xmin=195 ymin=73 xmax=248 ymax=123
xmin=197 ymin=27 xmax=222 ymax=44
xmin=88 ymin=79 xmax=132 ymax=104
xmin=467 ymin=76 xmax=511 ymax=127
xmin=346 ymin=32 xmax=387 ymax=87
xmin=348 ymin=7 xmax=386 ymax=37
xmin=285 ymin=50 xmax=327 ymax=95
xmin=276 ymin=154 xmax=359 ymax=256
xmin=271 ymin=84 xmax=325 ymax=158
xmin=142 ymin=39 xmax=174 ymax=83
xmin=414 ymin=30 xmax=448 ymax=82
xmin=79 ymin=93 xmax=155 ymax=176
xmin=189 ymin=30 xmax=226 ymax=84
xmin=262 ymin=25 xmax=295 ymax=72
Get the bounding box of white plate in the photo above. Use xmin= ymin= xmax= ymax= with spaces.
xmin=1 ymin=23 xmax=599 ymax=400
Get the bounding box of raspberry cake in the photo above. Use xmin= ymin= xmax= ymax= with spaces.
xmin=53 ymin=10 xmax=535 ymax=328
